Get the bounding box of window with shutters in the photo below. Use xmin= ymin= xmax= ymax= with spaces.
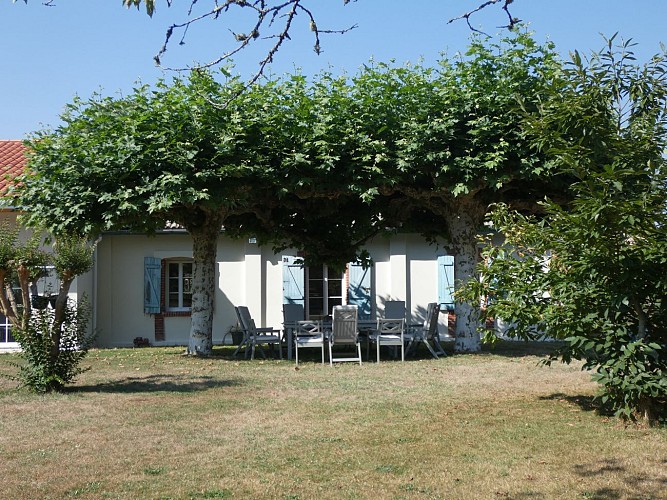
xmin=166 ymin=260 xmax=193 ymax=312
xmin=283 ymin=257 xmax=372 ymax=320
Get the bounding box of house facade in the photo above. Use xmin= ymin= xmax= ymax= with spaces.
xmin=95 ymin=230 xmax=454 ymax=348
xmin=0 ymin=140 xmax=455 ymax=350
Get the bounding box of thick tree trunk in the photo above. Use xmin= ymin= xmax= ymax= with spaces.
xmin=443 ymin=197 xmax=486 ymax=353
xmin=186 ymin=215 xmax=222 ymax=356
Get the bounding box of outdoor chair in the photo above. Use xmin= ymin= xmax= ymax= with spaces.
xmin=328 ymin=305 xmax=362 ymax=365
xmin=294 ymin=320 xmax=326 ymax=365
xmin=404 ymin=302 xmax=446 ymax=358
xmin=369 ymin=318 xmax=405 ymax=362
xmin=383 ymin=300 xmax=406 ymax=321
xmin=283 ymin=303 xmax=305 ymax=359
xmin=233 ymin=306 xmax=282 ymax=360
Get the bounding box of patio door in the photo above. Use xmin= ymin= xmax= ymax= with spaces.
xmin=282 ymin=257 xmax=372 ymax=320
xmin=306 ymin=265 xmax=343 ymax=319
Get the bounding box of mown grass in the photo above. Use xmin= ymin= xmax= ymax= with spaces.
xmin=0 ymin=342 xmax=665 ymax=499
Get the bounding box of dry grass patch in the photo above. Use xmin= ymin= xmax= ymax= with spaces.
xmin=0 ymin=342 xmax=665 ymax=499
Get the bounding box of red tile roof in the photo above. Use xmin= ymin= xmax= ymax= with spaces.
xmin=0 ymin=140 xmax=27 ymax=197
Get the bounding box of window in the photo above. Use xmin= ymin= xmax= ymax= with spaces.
xmin=0 ymin=269 xmax=58 ymax=346
xmin=306 ymin=265 xmax=344 ymax=319
xmin=0 ymin=314 xmax=14 ymax=344
xmin=166 ymin=261 xmax=193 ymax=311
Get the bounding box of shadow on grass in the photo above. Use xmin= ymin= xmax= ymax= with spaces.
xmin=478 ymin=339 xmax=565 ymax=358
xmin=68 ymin=373 xmax=242 ymax=394
xmin=572 ymin=458 xmax=667 ymax=499
xmin=213 ymin=340 xmax=563 ymax=362
xmin=540 ymin=392 xmax=615 ymax=417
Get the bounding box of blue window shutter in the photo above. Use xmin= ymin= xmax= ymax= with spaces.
xmin=144 ymin=257 xmax=162 ymax=314
xmin=348 ymin=262 xmax=372 ymax=320
xmin=438 ymin=255 xmax=455 ymax=311
xmin=282 ymin=256 xmax=305 ymax=306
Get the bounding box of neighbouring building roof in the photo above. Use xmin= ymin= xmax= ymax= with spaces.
xmin=0 ymin=140 xmax=27 ymax=197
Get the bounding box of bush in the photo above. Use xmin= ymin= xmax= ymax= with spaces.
xmin=8 ymin=296 xmax=95 ymax=393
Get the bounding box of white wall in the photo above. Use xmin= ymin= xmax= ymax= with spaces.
xmin=93 ymin=230 xmax=451 ymax=347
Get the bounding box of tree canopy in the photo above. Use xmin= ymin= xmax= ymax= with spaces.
xmin=16 ymin=30 xmax=576 ymax=354
xmin=342 ymin=31 xmax=570 ymax=350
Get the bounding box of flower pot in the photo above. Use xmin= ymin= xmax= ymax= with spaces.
xmin=232 ymin=331 xmax=244 ymax=345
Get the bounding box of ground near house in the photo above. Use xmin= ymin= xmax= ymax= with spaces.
xmin=0 ymin=342 xmax=665 ymax=499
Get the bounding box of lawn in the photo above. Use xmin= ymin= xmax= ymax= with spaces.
xmin=0 ymin=342 xmax=665 ymax=499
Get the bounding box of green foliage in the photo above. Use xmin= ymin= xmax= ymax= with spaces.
xmin=0 ymin=227 xmax=96 ymax=392
xmin=15 ymin=30 xmax=573 ymax=351
xmin=462 ymin=38 xmax=667 ymax=423
xmin=52 ymin=235 xmax=94 ymax=280
xmin=122 ymin=0 xmax=155 ymax=17
xmin=7 ymin=297 xmax=95 ymax=393
xmin=0 ymin=222 xmax=19 ymax=271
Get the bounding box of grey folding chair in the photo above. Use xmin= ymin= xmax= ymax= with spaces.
xmin=233 ymin=306 xmax=282 ymax=360
xmin=328 ymin=305 xmax=361 ymax=365
xmin=294 ymin=320 xmax=326 ymax=365
xmin=283 ymin=303 xmax=305 ymax=360
xmin=369 ymin=318 xmax=405 ymax=362
xmin=384 ymin=300 xmax=406 ymax=321
xmin=405 ymin=302 xmax=446 ymax=358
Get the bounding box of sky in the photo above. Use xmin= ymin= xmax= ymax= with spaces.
xmin=1 ymin=0 xmax=666 ymax=139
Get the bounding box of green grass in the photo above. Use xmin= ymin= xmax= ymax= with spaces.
xmin=0 ymin=342 xmax=665 ymax=499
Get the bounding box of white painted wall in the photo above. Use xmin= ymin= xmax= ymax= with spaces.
xmin=93 ymin=230 xmax=451 ymax=347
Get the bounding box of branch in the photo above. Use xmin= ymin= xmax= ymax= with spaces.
xmin=448 ymin=0 xmax=520 ymax=35
xmin=153 ymin=0 xmax=357 ymax=81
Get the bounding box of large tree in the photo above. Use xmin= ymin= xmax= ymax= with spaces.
xmin=17 ymin=69 xmax=382 ymax=355
xmin=463 ymin=39 xmax=667 ymax=422
xmin=17 ymin=71 xmax=290 ymax=355
xmin=345 ymin=31 xmax=571 ymax=352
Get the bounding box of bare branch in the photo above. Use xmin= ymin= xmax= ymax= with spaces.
xmin=448 ymin=0 xmax=521 ymax=34
xmin=154 ymin=0 xmax=357 ymax=79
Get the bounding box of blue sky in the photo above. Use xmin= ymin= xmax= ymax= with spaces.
xmin=1 ymin=0 xmax=666 ymax=139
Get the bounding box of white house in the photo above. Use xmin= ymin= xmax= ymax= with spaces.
xmin=0 ymin=140 xmax=455 ymax=351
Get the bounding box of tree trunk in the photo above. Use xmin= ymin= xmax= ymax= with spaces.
xmin=443 ymin=197 xmax=486 ymax=353
xmin=50 ymin=271 xmax=75 ymax=366
xmin=186 ymin=215 xmax=223 ymax=356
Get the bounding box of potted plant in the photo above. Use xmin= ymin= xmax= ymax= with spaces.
xmin=228 ymin=324 xmax=244 ymax=345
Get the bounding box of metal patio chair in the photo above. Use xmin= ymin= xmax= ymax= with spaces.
xmin=283 ymin=303 xmax=305 ymax=360
xmin=383 ymin=300 xmax=406 ymax=321
xmin=369 ymin=317 xmax=405 ymax=362
xmin=294 ymin=319 xmax=326 ymax=365
xmin=233 ymin=306 xmax=282 ymax=360
xmin=404 ymin=302 xmax=446 ymax=358
xmin=328 ymin=305 xmax=361 ymax=365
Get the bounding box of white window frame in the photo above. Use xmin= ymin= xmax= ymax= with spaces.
xmin=305 ymin=265 xmax=347 ymax=319
xmin=166 ymin=260 xmax=193 ymax=312
xmin=0 ymin=313 xmax=16 ymax=347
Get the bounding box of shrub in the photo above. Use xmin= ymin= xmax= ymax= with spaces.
xmin=7 ymin=296 xmax=95 ymax=393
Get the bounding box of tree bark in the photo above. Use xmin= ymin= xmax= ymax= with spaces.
xmin=443 ymin=197 xmax=486 ymax=353
xmin=186 ymin=214 xmax=223 ymax=356
xmin=50 ymin=271 xmax=75 ymax=366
